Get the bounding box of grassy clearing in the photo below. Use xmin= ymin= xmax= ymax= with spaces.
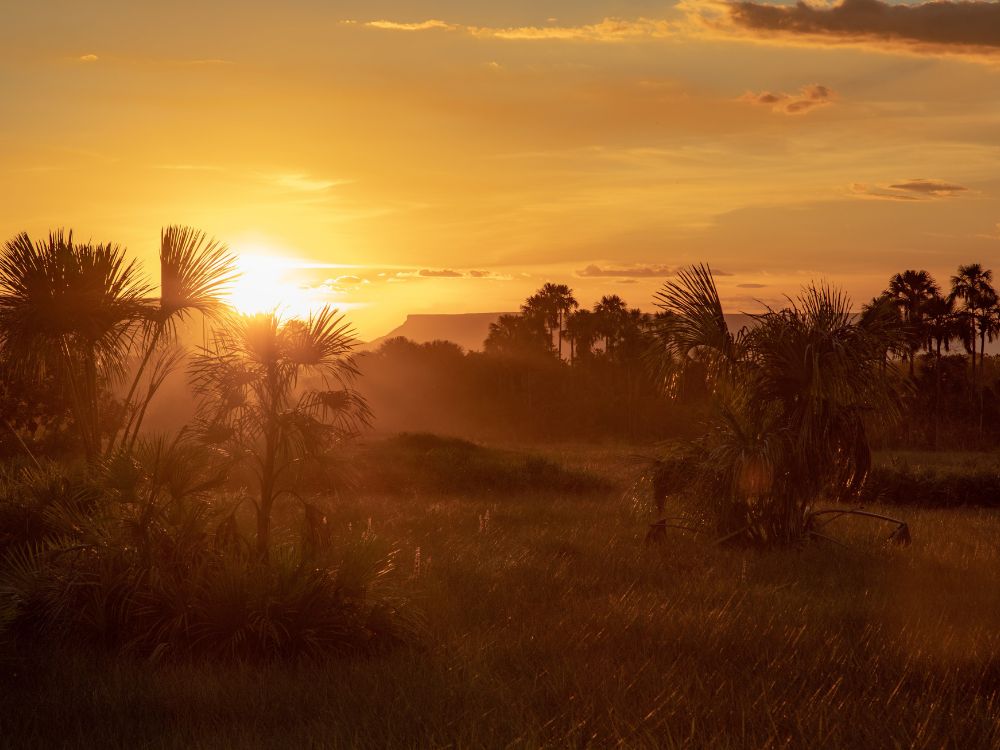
xmin=3 ymin=443 xmax=1000 ymax=748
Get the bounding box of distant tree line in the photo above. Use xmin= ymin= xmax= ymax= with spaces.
xmin=360 ymin=264 xmax=1000 ymax=448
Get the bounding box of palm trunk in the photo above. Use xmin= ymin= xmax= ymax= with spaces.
xmin=933 ymin=340 xmax=942 ymax=449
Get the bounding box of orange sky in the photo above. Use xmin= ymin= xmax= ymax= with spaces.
xmin=3 ymin=1 xmax=1000 ymax=338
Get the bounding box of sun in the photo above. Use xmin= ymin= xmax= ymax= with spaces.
xmin=227 ymin=253 xmax=298 ymax=316
xmin=226 ymin=249 xmax=363 ymax=319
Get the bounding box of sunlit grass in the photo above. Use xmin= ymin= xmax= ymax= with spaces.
xmin=3 ymin=444 xmax=1000 ymax=748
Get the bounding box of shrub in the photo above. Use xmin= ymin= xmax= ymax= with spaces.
xmin=0 ymin=448 xmax=417 ymax=661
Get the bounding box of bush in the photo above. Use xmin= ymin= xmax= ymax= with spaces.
xmin=0 ymin=453 xmax=418 ymax=662
xmin=356 ymin=433 xmax=610 ymax=497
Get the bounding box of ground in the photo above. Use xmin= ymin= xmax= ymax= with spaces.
xmin=2 ymin=443 xmax=1000 ymax=748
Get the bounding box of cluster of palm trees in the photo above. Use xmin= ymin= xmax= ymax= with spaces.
xmin=0 ymin=226 xmax=370 ymax=555
xmin=880 ymin=264 xmax=997 ymax=379
xmin=486 ymin=283 xmax=653 ymax=363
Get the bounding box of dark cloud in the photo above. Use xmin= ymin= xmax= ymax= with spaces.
xmin=889 ymin=179 xmax=968 ymax=197
xmin=741 ymin=84 xmax=834 ymax=115
xmin=852 ymin=178 xmax=969 ymax=201
xmin=577 ymin=263 xmax=676 ymax=278
xmin=737 ymin=283 xmax=769 ymax=289
xmin=729 ymin=0 xmax=1000 ymax=53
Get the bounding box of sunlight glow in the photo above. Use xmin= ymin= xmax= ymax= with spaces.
xmin=226 ymin=250 xmax=362 ymax=319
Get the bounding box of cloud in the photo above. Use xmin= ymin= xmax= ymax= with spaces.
xmin=365 ymin=19 xmax=459 ymax=32
xmin=851 ymin=178 xmax=969 ymax=201
xmin=737 ymin=283 xmax=769 ymax=289
xmin=577 ymin=263 xmax=676 ymax=278
xmin=357 ymin=17 xmax=676 ymax=42
xmin=888 ymin=179 xmax=968 ymax=197
xmin=724 ymin=0 xmax=1000 ymax=56
xmin=419 ymin=268 xmax=463 ymax=278
xmin=79 ymin=54 xmax=99 ymax=62
xmin=272 ymin=173 xmax=346 ymax=192
xmin=740 ymin=84 xmax=835 ymax=115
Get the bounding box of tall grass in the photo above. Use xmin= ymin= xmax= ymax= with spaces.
xmin=2 ymin=444 xmax=1000 ymax=747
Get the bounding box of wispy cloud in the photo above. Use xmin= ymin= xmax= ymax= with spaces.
xmin=355 ymin=17 xmax=676 ymax=42
xmin=740 ymin=84 xmax=835 ymax=115
xmin=577 ymin=263 xmax=676 ymax=278
xmin=851 ymin=178 xmax=969 ymax=201
xmin=272 ymin=173 xmax=348 ymax=192
xmin=79 ymin=54 xmax=99 ymax=62
xmin=350 ymin=3 xmax=1000 ymax=62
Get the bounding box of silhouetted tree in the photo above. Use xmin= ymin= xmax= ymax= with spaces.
xmin=651 ymin=265 xmax=908 ymax=545
xmin=523 ymin=283 xmax=577 ymax=358
xmin=886 ymin=269 xmax=939 ymax=376
xmin=484 ymin=313 xmax=552 ymax=358
xmin=951 ymin=263 xmax=995 ymax=378
xmin=190 ymin=308 xmax=370 ymax=557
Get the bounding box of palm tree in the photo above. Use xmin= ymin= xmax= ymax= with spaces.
xmin=593 ymin=295 xmax=628 ymax=356
xmin=886 ymin=270 xmax=939 ymax=376
xmin=922 ymin=294 xmax=958 ymax=447
xmin=484 ymin=313 xmax=551 ymax=357
xmin=190 ymin=308 xmax=371 ymax=557
xmin=522 ymin=283 xmax=577 ymax=358
xmin=565 ymin=309 xmax=599 ymax=363
xmin=0 ymin=231 xmax=149 ymax=462
xmin=0 ymin=227 xmax=238 ymax=463
xmin=108 ymin=226 xmax=238 ymax=455
xmin=650 ymin=265 xmax=907 ymax=545
xmin=950 ymin=263 xmax=995 ymax=379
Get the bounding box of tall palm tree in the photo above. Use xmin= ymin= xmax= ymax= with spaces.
xmin=950 ymin=263 xmax=995 ymax=379
xmin=565 ymin=309 xmax=599 ymax=363
xmin=922 ymin=294 xmax=958 ymax=448
xmin=886 ymin=270 xmax=939 ymax=376
xmin=593 ymin=294 xmax=628 ymax=356
xmin=109 ymin=226 xmax=238 ymax=455
xmin=0 ymin=231 xmax=149 ymax=462
xmin=190 ymin=307 xmax=371 ymax=557
xmin=650 ymin=265 xmax=907 ymax=545
xmin=522 ymin=283 xmax=577 ymax=358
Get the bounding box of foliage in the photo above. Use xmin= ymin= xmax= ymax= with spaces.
xmin=190 ymin=308 xmax=371 ymax=556
xmin=0 ymin=452 xmax=413 ymax=661
xmin=650 ymin=265 xmax=909 ymax=544
xmin=0 ymin=226 xmax=237 ymax=462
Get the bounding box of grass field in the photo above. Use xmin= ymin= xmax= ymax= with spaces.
xmin=2 ymin=440 xmax=1000 ymax=748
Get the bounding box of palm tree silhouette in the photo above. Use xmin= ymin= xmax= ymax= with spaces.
xmin=0 ymin=227 xmax=237 ymax=463
xmin=651 ymin=265 xmax=907 ymax=544
xmin=190 ymin=308 xmax=370 ymax=557
xmin=950 ymin=263 xmax=995 ymax=379
xmin=0 ymin=231 xmax=149 ymax=461
xmin=523 ymin=283 xmax=577 ymax=358
xmin=593 ymin=294 xmax=628 ymax=356
xmin=886 ymin=270 xmax=939 ymax=376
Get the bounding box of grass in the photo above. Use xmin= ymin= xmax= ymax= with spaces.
xmin=865 ymin=450 xmax=1000 ymax=507
xmin=3 ymin=442 xmax=1000 ymax=747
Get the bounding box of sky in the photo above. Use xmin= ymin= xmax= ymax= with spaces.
xmin=2 ymin=0 xmax=1000 ymax=338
